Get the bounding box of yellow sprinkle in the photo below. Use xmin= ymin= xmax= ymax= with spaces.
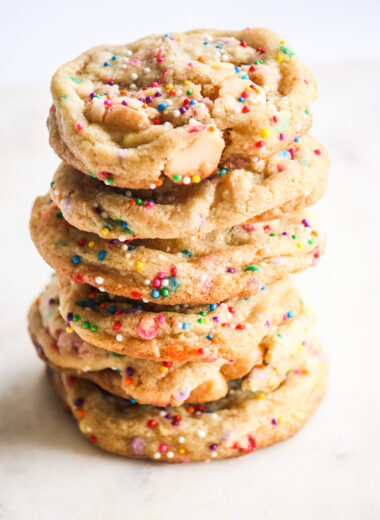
xmin=88 ymin=241 xmax=95 ymax=248
xmin=102 ymin=228 xmax=109 ymax=235
xmin=166 ymin=83 xmax=174 ymax=90
xmin=292 ymin=411 xmax=305 ymax=420
xmin=203 ymin=317 xmax=209 ymax=325
xmin=33 ymin=215 xmax=40 ymax=221
xmin=280 ymin=40 xmax=287 ymax=44
xmin=66 ymin=326 xmax=73 ymax=333
xmin=135 ymin=260 xmax=144 ymax=270
xmin=256 ymin=392 xmax=266 ymax=400
xmin=178 ymin=448 xmax=186 ymax=454
xmin=212 ymin=64 xmax=221 ymax=69
xmin=297 ymin=343 xmax=303 ymax=352
xmin=260 ymin=128 xmax=270 ymax=138
xmin=296 ymin=242 xmax=303 ymax=249
xmin=278 ymin=416 xmax=284 ymax=424
xmin=192 ymin=175 xmax=201 ymax=183
xmin=245 ymin=86 xmax=252 ymax=92
xmin=276 ymin=54 xmax=284 ymax=63
xmin=178 ymin=37 xmax=183 ymax=41
xmin=183 ymin=80 xmax=190 ymax=86
xmin=159 ymin=365 xmax=169 ymax=374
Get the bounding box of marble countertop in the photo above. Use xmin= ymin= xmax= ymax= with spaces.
xmin=0 ymin=62 xmax=379 ymax=519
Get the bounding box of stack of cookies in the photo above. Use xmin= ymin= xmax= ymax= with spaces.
xmin=29 ymin=28 xmax=329 ymax=462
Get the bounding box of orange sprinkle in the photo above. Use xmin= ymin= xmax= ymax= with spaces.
xmin=187 ymin=406 xmax=195 ymax=413
xmin=120 ymin=89 xmax=127 ymax=95
xmin=197 ymin=56 xmax=205 ymax=63
xmin=124 ymin=378 xmax=133 ymax=386
xmin=77 ymin=409 xmax=85 ymax=418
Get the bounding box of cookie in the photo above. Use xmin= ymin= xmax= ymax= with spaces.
xmin=50 ymin=134 xmax=328 ymax=240
xmin=49 ymin=28 xmax=316 ymax=189
xmin=31 ymin=195 xmax=324 ymax=304
xmin=29 ymin=277 xmax=315 ymax=405
xmin=47 ymin=342 xmax=327 ymax=461
xmin=57 ymin=275 xmax=307 ymax=364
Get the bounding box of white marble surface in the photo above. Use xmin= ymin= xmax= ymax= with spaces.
xmin=0 ymin=61 xmax=379 ymax=519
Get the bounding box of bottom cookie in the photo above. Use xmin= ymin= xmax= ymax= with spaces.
xmin=48 ymin=348 xmax=327 ymax=462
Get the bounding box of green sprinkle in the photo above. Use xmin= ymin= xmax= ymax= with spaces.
xmin=89 ymin=171 xmax=97 ymax=178
xmin=111 ymin=352 xmax=125 ymax=357
xmin=308 ymin=239 xmax=314 ymax=245
xmin=200 ymin=311 xmax=207 ymax=317
xmin=254 ymin=60 xmax=263 ymax=65
xmin=173 ymin=174 xmax=182 ymax=182
xmin=245 ymin=265 xmax=260 ymax=272
xmin=277 ymin=333 xmax=283 ymax=338
xmin=70 ymin=76 xmax=81 ymax=84
xmin=269 ymin=233 xmax=276 ymax=237
xmin=186 ymin=89 xmax=192 ymax=95
xmin=135 ymin=198 xmax=143 ymax=205
xmin=58 ymin=95 xmax=68 ymax=101
xmin=105 ymin=177 xmax=113 ymax=185
xmin=73 ymin=314 xmax=80 ymax=322
xmin=197 ymin=318 xmax=204 ymax=324
xmin=161 ymin=288 xmax=169 ymax=298
xmin=292 ymin=234 xmax=297 ymax=239
xmin=280 ymin=45 xmax=290 ymax=55
xmin=90 ymin=325 xmax=98 ymax=332
xmin=55 ymin=211 xmax=63 ymax=219
xmin=82 ymin=321 xmax=90 ymax=329
xmin=50 ymin=181 xmax=55 ymax=188
xmin=304 ymin=108 xmax=310 ymax=115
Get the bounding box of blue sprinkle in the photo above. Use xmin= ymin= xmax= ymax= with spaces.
xmin=216 ymin=45 xmax=222 ymax=49
xmin=294 ymin=136 xmax=300 ymax=143
xmin=203 ymin=41 xmax=210 ymax=45
xmin=218 ymin=168 xmax=228 ymax=175
xmin=287 ymin=311 xmax=294 ymax=318
xmin=235 ymin=66 xmax=241 ymax=73
xmin=238 ymin=97 xmax=245 ymax=102
xmin=111 ymin=55 xmax=117 ymax=60
xmin=190 ymin=99 xmax=197 ymax=105
xmin=278 ymin=149 xmax=291 ymax=159
xmin=182 ymin=249 xmax=192 ymax=257
xmin=182 ymin=322 xmax=190 ymax=330
xmin=108 ymin=305 xmax=117 ymax=314
xmin=241 ymin=74 xmax=249 ymax=79
xmin=152 ymin=290 xmax=160 ymax=299
xmin=121 ymin=221 xmax=128 ymax=229
xmin=98 ymin=250 xmax=107 ymax=261
xmin=128 ymin=245 xmax=136 ymax=251
xmin=136 ymin=304 xmax=142 ymax=310
xmin=261 ymin=285 xmax=267 ymax=290
xmin=209 ymin=303 xmax=217 ymax=311
xmin=130 ymin=398 xmax=137 ymax=403
xmin=169 ymin=276 xmax=178 ymax=290
xmin=157 ymin=103 xmax=167 ymax=111
xmin=104 ymin=61 xmax=110 ymax=67
xmin=164 ymin=33 xmax=172 ymax=38
xmin=72 ymin=255 xmax=81 ymax=265
xmin=207 ymin=334 xmax=213 ymax=340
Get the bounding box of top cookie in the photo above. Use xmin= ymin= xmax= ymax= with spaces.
xmin=49 ymin=28 xmax=317 ymax=189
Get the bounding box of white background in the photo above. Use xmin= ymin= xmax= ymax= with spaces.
xmin=1 ymin=1 xmax=380 ymax=519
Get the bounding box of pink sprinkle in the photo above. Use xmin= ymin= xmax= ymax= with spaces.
xmin=104 ymin=99 xmax=112 ymax=107
xmin=146 ymin=200 xmax=154 ymax=208
xmin=314 ymin=149 xmax=322 ymax=155
xmin=157 ymin=272 xmax=166 ymax=279
xmin=156 ymin=315 xmax=166 ymax=325
xmin=137 ymin=317 xmax=159 ymax=340
xmin=76 ymin=123 xmax=83 ymax=131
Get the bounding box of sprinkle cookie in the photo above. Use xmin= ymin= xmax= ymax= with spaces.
xmin=50 ymin=134 xmax=328 ymax=240
xmin=47 ymin=344 xmax=327 ymax=461
xmin=49 ymin=28 xmax=316 ymax=188
xmin=31 ymin=195 xmax=325 ymax=304
xmin=29 ymin=277 xmax=316 ymax=406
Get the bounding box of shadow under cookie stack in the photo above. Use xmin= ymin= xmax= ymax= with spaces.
xmin=29 ymin=28 xmax=329 ymax=462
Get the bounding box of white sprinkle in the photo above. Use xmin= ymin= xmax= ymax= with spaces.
xmin=149 ymin=183 xmax=156 ymax=189
xmin=142 ymin=299 xmax=149 ymax=303
xmin=197 ymin=429 xmax=206 ymax=438
xmin=116 ymin=334 xmax=123 ymax=342
xmin=161 ymin=279 xmax=169 ymax=287
xmin=211 ymin=413 xmax=218 ymax=419
xmin=144 ymin=67 xmax=151 ymax=73
xmin=101 ymin=211 xmax=108 ymax=219
xmin=166 ymin=451 xmax=174 ymax=459
xmin=53 ymin=189 xmax=60 ymax=195
xmin=176 ymin=89 xmax=183 ymax=96
xmin=166 ymin=99 xmax=173 ymax=106
xmin=99 ymin=287 xmax=105 ymax=292
xmin=125 ymin=253 xmax=131 ymax=259
xmin=164 ymin=121 xmax=171 ymax=127
xmin=153 ymin=452 xmax=161 ymax=459
xmin=144 ymin=279 xmax=150 ymax=285
xmin=178 ymin=436 xmax=185 ymax=444
xmin=159 ymin=410 xmax=166 ymax=417
xmin=201 ymin=274 xmax=208 ymax=282
xmin=234 ymin=107 xmax=240 ymax=114
xmin=211 ymin=451 xmax=217 ymax=458
xmin=129 ymin=83 xmax=137 ymax=89
xmin=173 ymin=109 xmax=180 ymax=117
xmin=95 ymin=276 xmax=104 ymax=284
xmin=119 ymin=234 xmax=126 ymax=242
xmin=183 ymin=176 xmax=191 ymax=185
xmin=304 ymin=189 xmax=310 ymax=196
xmin=189 ymin=117 xmax=198 ymax=125
xmin=131 ymin=73 xmax=138 ymax=80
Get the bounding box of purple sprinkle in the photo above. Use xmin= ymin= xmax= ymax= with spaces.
xmin=145 ymin=96 xmax=153 ymax=103
xmin=165 ymin=413 xmax=172 ymax=419
xmin=226 ymin=267 xmax=235 ymax=273
xmin=126 ymin=366 xmax=134 ymax=376
xmin=212 ymin=316 xmax=219 ymax=323
xmin=93 ymin=206 xmax=102 ymax=214
xmin=172 ymin=419 xmax=179 ymax=426
xmin=131 ymin=436 xmax=144 ymax=454
xmin=209 ymin=443 xmax=218 ymax=450
xmin=179 ymin=106 xmax=187 ymax=114
xmin=279 ymin=133 xmax=285 ymax=140
xmin=302 ymin=218 xmax=311 ymax=228
xmin=108 ymin=80 xmax=114 ymax=86
xmin=265 ymin=320 xmax=270 ymax=327
xmin=122 ymin=100 xmax=128 ymax=106
xmin=271 ymin=418 xmax=278 ymax=425
xmin=282 ymin=231 xmax=289 ymax=236
xmin=48 ymin=298 xmax=55 ymax=305
xmin=74 ymin=398 xmax=84 ymax=407
xmin=173 ymin=387 xmax=191 ymax=402
xmin=138 ymin=97 xmax=145 ymax=102
xmin=89 ymin=92 xmax=95 ymax=99
xmin=66 ymin=312 xmax=74 ymax=321
xmin=154 ymin=91 xmax=162 ymax=97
